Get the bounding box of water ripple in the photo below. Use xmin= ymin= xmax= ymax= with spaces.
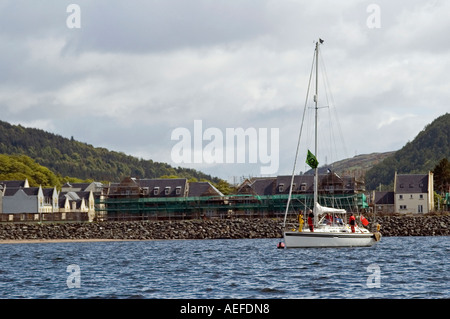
xmin=0 ymin=236 xmax=448 ymax=298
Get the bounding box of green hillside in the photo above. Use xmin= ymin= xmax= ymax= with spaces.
xmin=365 ymin=113 xmax=450 ymax=190
xmin=0 ymin=120 xmax=221 ymax=184
xmin=305 ymin=151 xmax=395 ymax=179
xmin=0 ymin=154 xmax=62 ymax=188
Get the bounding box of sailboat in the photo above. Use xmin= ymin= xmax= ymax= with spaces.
xmin=282 ymin=39 xmax=381 ymax=248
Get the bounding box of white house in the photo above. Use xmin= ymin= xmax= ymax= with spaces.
xmin=42 ymin=186 xmax=59 ymax=213
xmin=2 ymin=187 xmax=42 ymax=213
xmin=2 ymin=185 xmax=59 ymax=214
xmin=394 ymin=171 xmax=434 ymax=214
xmin=59 ymin=190 xmax=96 ymax=221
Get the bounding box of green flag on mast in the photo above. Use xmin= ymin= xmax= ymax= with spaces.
xmin=306 ymin=149 xmax=319 ymax=169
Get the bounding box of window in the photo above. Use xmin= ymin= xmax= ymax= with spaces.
xmin=301 ymin=183 xmax=307 ymax=191
xmin=399 ymin=195 xmax=403 ymax=200
xmin=400 ymin=205 xmax=407 ymax=210
xmin=165 ymin=187 xmax=171 ymax=195
xmin=153 ymin=187 xmax=159 ymax=195
xmin=176 ymin=186 xmax=182 ymax=195
xmin=410 ymin=194 xmax=413 ymax=199
xmin=400 ymin=184 xmax=404 ymax=188
xmin=419 ymin=194 xmax=424 ymax=199
xmin=418 ymin=205 xmax=423 ymax=213
xmin=278 ymin=184 xmax=284 ymax=192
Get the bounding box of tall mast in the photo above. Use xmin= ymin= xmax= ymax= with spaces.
xmin=313 ymin=39 xmax=320 ymax=226
xmin=282 ymin=38 xmax=323 ymax=229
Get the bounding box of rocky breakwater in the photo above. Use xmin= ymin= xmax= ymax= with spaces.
xmin=0 ymin=215 xmax=448 ymax=241
xmin=0 ymin=219 xmax=284 ymax=241
xmin=376 ymin=214 xmax=450 ymax=237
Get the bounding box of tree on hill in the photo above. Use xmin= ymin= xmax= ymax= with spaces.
xmin=433 ymin=158 xmax=450 ymax=194
xmin=0 ymin=154 xmax=61 ymax=188
xmin=365 ymin=113 xmax=450 ymax=190
xmin=0 ymin=119 xmax=221 ymax=183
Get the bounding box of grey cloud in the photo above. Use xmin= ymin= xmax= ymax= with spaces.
xmin=0 ymin=0 xmax=448 ymax=180
xmin=61 ymin=0 xmax=272 ymax=54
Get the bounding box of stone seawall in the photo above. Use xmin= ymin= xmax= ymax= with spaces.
xmin=0 ymin=215 xmax=448 ymax=241
xmin=376 ymin=215 xmax=449 ymax=237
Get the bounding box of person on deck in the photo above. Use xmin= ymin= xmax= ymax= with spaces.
xmin=349 ymin=213 xmax=356 ymax=233
xmin=298 ymin=211 xmax=304 ymax=232
xmin=307 ymin=211 xmax=314 ymax=232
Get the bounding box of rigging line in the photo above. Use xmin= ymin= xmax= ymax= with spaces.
xmin=315 ymin=49 xmax=335 ymax=167
xmin=283 ymin=48 xmax=316 ymax=227
xmin=320 ymin=50 xmax=338 ymax=166
xmin=319 ymin=47 xmax=349 ymax=160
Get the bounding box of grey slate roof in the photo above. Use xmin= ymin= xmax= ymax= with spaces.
xmin=138 ymin=178 xmax=187 ymax=197
xmin=374 ymin=191 xmax=395 ymax=205
xmin=248 ymin=178 xmax=276 ymax=195
xmin=3 ymin=187 xmax=40 ymax=197
xmin=188 ymin=182 xmax=223 ymax=197
xmin=0 ymin=180 xmax=27 ymax=188
xmin=275 ymin=175 xmax=315 ymax=194
xmin=396 ymin=174 xmax=429 ymax=193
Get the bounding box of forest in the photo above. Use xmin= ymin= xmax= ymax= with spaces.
xmin=0 ymin=154 xmax=67 ymax=188
xmin=0 ymin=113 xmax=448 ymax=194
xmin=0 ymin=120 xmax=229 ymax=190
xmin=365 ymin=113 xmax=450 ymax=190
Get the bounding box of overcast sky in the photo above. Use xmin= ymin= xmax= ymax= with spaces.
xmin=0 ymin=0 xmax=448 ymax=182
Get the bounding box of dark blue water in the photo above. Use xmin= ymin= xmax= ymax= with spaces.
xmin=0 ymin=236 xmax=448 ymax=299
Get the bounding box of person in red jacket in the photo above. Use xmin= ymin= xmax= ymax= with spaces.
xmin=307 ymin=211 xmax=314 ymax=232
xmin=349 ymin=213 xmax=356 ymax=233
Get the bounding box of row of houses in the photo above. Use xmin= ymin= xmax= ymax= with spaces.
xmin=0 ymin=170 xmax=443 ymax=222
xmin=102 ymin=178 xmax=227 ymax=220
xmin=0 ymin=179 xmax=101 ymax=222
xmin=0 ymin=178 xmax=227 ymax=221
xmin=234 ymin=171 xmax=438 ymax=215
xmin=98 ymin=171 xmax=439 ymax=220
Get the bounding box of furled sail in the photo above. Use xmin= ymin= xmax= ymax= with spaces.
xmin=314 ymin=202 xmax=346 ymax=217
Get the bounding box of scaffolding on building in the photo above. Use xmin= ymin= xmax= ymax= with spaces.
xmin=95 ymin=193 xmax=368 ymax=221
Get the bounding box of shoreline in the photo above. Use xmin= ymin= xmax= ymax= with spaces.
xmin=0 ymin=238 xmax=146 ymax=245
xmin=0 ymin=234 xmax=448 ymax=245
xmin=0 ymin=215 xmax=448 ymax=244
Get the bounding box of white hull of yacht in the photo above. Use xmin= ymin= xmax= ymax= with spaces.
xmin=283 ymin=231 xmax=380 ymax=248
